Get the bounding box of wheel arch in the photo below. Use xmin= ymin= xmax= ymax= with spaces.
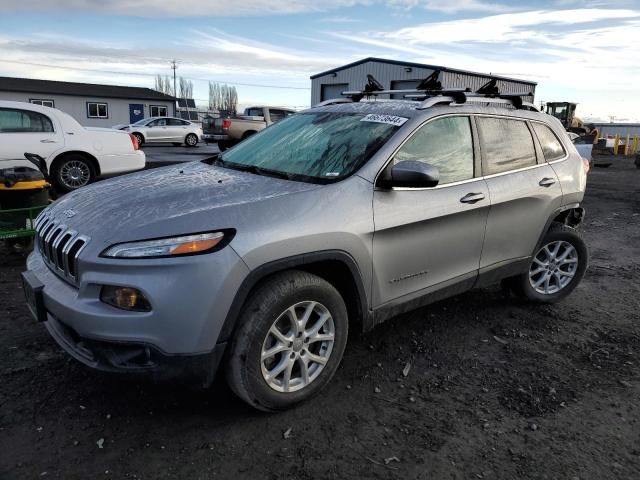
xmin=533 ymin=205 xmax=585 ymax=256
xmin=51 ymin=150 xmax=101 ymax=177
xmin=131 ymin=131 xmax=145 ymax=143
xmin=218 ymin=251 xmax=371 ymax=344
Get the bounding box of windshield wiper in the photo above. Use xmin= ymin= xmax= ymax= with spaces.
xmin=215 ymin=160 xmax=294 ymax=181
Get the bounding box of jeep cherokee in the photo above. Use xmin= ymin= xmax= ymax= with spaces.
xmin=23 ymin=94 xmax=588 ymax=411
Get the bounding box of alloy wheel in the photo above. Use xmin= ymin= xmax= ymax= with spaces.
xmin=260 ymin=301 xmax=335 ymax=393
xmin=60 ymin=160 xmax=91 ymax=189
xmin=529 ymin=240 xmax=579 ymax=295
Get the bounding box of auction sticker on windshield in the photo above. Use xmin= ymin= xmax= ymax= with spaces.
xmin=360 ymin=114 xmax=408 ymax=127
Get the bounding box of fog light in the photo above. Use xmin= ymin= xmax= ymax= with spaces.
xmin=101 ymin=286 xmax=151 ymax=312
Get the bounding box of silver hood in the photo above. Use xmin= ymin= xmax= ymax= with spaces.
xmin=44 ymin=161 xmax=321 ymax=246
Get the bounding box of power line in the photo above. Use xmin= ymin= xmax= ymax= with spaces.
xmin=0 ymin=58 xmax=311 ymax=90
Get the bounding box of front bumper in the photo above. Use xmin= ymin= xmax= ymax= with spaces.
xmin=45 ymin=314 xmax=226 ymax=385
xmin=25 ymin=245 xmax=249 ymax=380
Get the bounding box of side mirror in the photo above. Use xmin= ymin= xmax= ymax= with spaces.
xmin=382 ymin=160 xmax=440 ymax=188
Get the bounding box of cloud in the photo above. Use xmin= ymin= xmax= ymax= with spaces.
xmin=0 ymin=0 xmax=365 ymax=16
xmin=1 ymin=0 xmax=514 ymax=16
xmin=388 ymin=0 xmax=514 ymax=13
xmin=328 ymin=7 xmax=640 ymax=118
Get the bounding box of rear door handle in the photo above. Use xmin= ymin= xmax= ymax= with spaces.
xmin=40 ymin=139 xmax=57 ymax=143
xmin=460 ymin=192 xmax=485 ymax=204
xmin=539 ymin=177 xmax=556 ymax=187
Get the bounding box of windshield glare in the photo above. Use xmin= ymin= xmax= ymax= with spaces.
xmin=220 ymin=112 xmax=400 ymax=181
xmin=132 ymin=118 xmax=150 ymax=126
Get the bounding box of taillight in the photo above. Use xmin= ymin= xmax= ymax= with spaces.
xmin=222 ymin=119 xmax=232 ymax=130
xmin=582 ymin=157 xmax=590 ymax=174
xmin=129 ymin=133 xmax=139 ymax=151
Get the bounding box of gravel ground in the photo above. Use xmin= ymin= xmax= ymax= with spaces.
xmin=1 ymin=158 xmax=639 ymax=479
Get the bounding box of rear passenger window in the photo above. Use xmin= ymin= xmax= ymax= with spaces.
xmin=0 ymin=108 xmax=54 ymax=133
xmin=532 ymin=123 xmax=566 ymax=161
xmin=477 ymin=117 xmax=536 ymax=175
xmin=394 ymin=116 xmax=474 ymax=184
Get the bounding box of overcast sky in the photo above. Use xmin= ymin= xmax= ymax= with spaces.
xmin=0 ymin=0 xmax=638 ymax=121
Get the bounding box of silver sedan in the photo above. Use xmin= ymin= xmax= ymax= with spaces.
xmin=116 ymin=117 xmax=203 ymax=147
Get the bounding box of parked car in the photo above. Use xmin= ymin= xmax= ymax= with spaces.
xmin=23 ymin=96 xmax=588 ymax=411
xmin=205 ymin=106 xmax=295 ymax=150
xmin=116 ymin=117 xmax=203 ymax=147
xmin=0 ymin=101 xmax=145 ymax=192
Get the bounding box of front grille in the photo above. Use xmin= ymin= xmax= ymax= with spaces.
xmin=34 ymin=212 xmax=90 ymax=286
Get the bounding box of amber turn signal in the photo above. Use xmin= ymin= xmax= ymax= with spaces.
xmin=170 ymin=237 xmax=222 ymax=255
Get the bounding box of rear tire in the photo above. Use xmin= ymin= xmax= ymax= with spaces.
xmin=185 ymin=133 xmax=198 ymax=147
xmin=52 ymin=154 xmax=96 ymax=193
xmin=510 ymin=222 xmax=588 ymax=303
xmin=226 ymin=271 xmax=348 ymax=412
xmin=132 ymin=132 xmax=144 ymax=147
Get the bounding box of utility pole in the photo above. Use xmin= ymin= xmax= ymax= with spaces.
xmin=170 ymin=59 xmax=178 ymax=98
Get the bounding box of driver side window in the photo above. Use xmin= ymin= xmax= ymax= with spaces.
xmin=394 ymin=116 xmax=474 ymax=184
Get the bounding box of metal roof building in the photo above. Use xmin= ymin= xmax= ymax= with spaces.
xmin=0 ymin=76 xmax=176 ymax=127
xmin=310 ymin=57 xmax=536 ymax=106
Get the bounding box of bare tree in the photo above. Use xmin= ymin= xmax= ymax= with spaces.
xmin=154 ymin=74 xmax=174 ymax=96
xmin=208 ymin=82 xmax=238 ymax=115
xmin=178 ymin=77 xmax=193 ymax=100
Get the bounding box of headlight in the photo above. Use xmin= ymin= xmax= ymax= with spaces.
xmin=101 ymin=232 xmax=228 ymax=259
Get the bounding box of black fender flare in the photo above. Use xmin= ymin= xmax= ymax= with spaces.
xmin=533 ymin=205 xmax=585 ymax=255
xmin=217 ymin=250 xmax=370 ymax=343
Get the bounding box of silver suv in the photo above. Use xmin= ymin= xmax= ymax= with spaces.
xmin=22 ymin=93 xmax=589 ymax=411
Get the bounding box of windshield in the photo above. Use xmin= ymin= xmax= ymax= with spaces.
xmin=132 ymin=118 xmax=151 ymax=126
xmin=219 ymin=112 xmax=402 ymax=182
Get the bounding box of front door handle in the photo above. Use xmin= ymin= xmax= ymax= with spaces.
xmin=460 ymin=192 xmax=485 ymax=204
xmin=40 ymin=139 xmax=57 ymax=143
xmin=539 ymin=177 xmax=556 ymax=187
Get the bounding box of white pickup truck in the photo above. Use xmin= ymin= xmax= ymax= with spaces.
xmin=204 ymin=106 xmax=295 ymax=150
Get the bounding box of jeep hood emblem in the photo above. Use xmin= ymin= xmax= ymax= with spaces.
xmin=63 ymin=209 xmax=77 ymax=218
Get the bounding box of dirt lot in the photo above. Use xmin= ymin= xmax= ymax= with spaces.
xmin=1 ymin=158 xmax=639 ymax=480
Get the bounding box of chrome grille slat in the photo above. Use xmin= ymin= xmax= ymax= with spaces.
xmin=61 ymin=231 xmax=79 ymax=275
xmin=34 ymin=214 xmax=90 ymax=287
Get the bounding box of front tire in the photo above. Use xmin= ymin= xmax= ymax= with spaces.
xmin=52 ymin=154 xmax=96 ymax=192
xmin=511 ymin=222 xmax=588 ymax=303
xmin=226 ymin=271 xmax=348 ymax=411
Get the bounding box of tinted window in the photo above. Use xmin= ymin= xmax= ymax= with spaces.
xmin=394 ymin=116 xmax=474 ymax=184
xmin=167 ymin=118 xmax=186 ymax=126
xmin=150 ymin=105 xmax=168 ymax=117
xmin=477 ymin=117 xmax=536 ymax=175
xmin=0 ymin=108 xmax=54 ymax=133
xmin=532 ymin=123 xmax=566 ymax=161
xmin=87 ymin=102 xmax=108 ymax=118
xmin=246 ymin=108 xmax=264 ymax=117
xmin=269 ymin=109 xmax=288 ymax=122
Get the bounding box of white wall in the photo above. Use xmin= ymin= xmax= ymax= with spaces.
xmin=0 ymin=91 xmax=174 ymax=127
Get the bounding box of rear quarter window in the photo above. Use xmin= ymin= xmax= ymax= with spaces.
xmin=477 ymin=117 xmax=537 ymax=175
xmin=532 ymin=123 xmax=566 ymax=161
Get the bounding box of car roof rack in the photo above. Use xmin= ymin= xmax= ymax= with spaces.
xmin=340 ymin=72 xmax=538 ymax=111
